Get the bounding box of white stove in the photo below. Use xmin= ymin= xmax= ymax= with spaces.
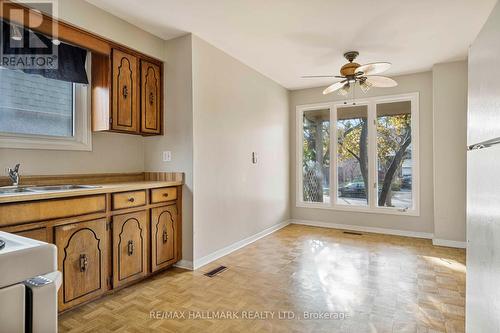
xmin=0 ymin=231 xmax=61 ymax=333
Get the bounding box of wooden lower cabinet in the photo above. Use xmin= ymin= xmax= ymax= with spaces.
xmin=0 ymin=185 xmax=181 ymax=312
xmin=151 ymin=205 xmax=178 ymax=272
xmin=55 ymin=219 xmax=108 ymax=311
xmin=112 ymin=211 xmax=148 ymax=288
xmin=14 ymin=227 xmax=48 ymax=242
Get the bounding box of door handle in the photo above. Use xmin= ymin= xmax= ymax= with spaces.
xmin=127 ymin=240 xmax=135 ymax=256
xmin=79 ymin=254 xmax=88 ymax=272
xmin=162 ymin=230 xmax=168 ymax=243
xmin=122 ymin=85 xmax=128 ymax=98
xmin=149 ymin=92 xmax=154 ymax=105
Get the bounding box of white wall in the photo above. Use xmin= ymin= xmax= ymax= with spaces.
xmin=191 ymin=36 xmax=290 ymax=260
xmin=0 ymin=0 xmax=165 ymax=175
xmin=144 ymin=34 xmax=194 ymax=263
xmin=432 ymin=61 xmax=468 ymax=243
xmin=289 ymin=72 xmax=434 ymax=235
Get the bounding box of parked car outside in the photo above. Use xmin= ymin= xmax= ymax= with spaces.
xmin=401 ymin=175 xmax=412 ymax=189
xmin=339 ymin=181 xmax=366 ymax=198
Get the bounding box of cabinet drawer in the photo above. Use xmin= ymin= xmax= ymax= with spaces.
xmin=151 ymin=187 xmax=177 ymax=203
xmin=0 ymin=195 xmax=106 ymax=227
xmin=112 ymin=190 xmax=146 ymax=210
xmin=14 ymin=228 xmax=48 ymax=243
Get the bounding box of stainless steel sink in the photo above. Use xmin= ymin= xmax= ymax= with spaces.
xmin=0 ymin=184 xmax=101 ymax=195
xmin=0 ymin=187 xmax=33 ymax=194
xmin=27 ymin=185 xmax=101 ymax=192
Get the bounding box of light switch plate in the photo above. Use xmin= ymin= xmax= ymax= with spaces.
xmin=162 ymin=151 xmax=172 ymax=162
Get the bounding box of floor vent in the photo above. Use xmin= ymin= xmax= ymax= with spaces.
xmin=204 ymin=265 xmax=227 ymax=277
xmin=343 ymin=231 xmax=363 ymax=236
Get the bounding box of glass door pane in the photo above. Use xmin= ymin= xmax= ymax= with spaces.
xmin=302 ymin=109 xmax=330 ymax=203
xmin=376 ymin=101 xmax=413 ymax=209
xmin=336 ymin=105 xmax=368 ymax=206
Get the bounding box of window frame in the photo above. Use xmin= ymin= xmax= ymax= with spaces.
xmin=0 ymin=55 xmax=92 ymax=151
xmin=296 ymin=92 xmax=420 ymax=216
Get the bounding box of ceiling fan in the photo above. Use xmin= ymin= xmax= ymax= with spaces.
xmin=302 ymin=51 xmax=397 ymax=96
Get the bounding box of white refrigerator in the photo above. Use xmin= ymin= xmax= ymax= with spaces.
xmin=466 ymin=1 xmax=500 ymax=332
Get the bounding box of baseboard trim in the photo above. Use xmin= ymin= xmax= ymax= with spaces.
xmin=174 ymin=259 xmax=194 ymax=270
xmin=432 ymin=238 xmax=467 ymax=249
xmin=193 ymin=220 xmax=291 ymax=270
xmin=291 ymin=219 xmax=434 ymax=239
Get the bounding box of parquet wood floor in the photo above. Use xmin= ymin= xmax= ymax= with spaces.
xmin=59 ymin=224 xmax=466 ymax=332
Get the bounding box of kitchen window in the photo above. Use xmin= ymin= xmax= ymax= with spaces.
xmin=296 ymin=93 xmax=419 ymax=215
xmin=0 ymin=66 xmax=90 ymax=151
xmin=0 ymin=20 xmax=91 ymax=151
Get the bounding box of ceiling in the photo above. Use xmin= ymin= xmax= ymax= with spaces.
xmin=86 ymin=0 xmax=496 ymax=90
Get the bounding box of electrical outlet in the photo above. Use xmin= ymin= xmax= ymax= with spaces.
xmin=162 ymin=151 xmax=172 ymax=162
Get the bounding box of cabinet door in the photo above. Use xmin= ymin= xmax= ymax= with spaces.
xmin=151 ymin=205 xmax=178 ymax=272
xmin=112 ymin=211 xmax=148 ymax=288
xmin=55 ymin=219 xmax=107 ymax=311
xmin=140 ymin=60 xmax=162 ymax=134
xmin=112 ymin=49 xmax=139 ymax=133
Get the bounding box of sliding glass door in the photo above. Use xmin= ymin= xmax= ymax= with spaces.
xmin=296 ymin=93 xmax=419 ymax=215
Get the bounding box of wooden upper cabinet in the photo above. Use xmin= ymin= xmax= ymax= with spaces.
xmin=92 ymin=49 xmax=163 ymax=136
xmin=141 ymin=60 xmax=162 ymax=135
xmin=112 ymin=49 xmax=139 ymax=133
xmin=55 ymin=219 xmax=108 ymax=311
xmin=112 ymin=211 xmax=148 ymax=288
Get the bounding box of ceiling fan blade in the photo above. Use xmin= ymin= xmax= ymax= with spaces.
xmin=365 ymin=76 xmax=397 ymax=88
xmin=302 ymin=75 xmax=344 ymax=78
xmin=356 ymin=62 xmax=391 ymax=75
xmin=323 ymin=81 xmax=347 ymax=95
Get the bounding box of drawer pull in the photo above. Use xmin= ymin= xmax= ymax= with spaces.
xmin=122 ymin=85 xmax=128 ymax=98
xmin=163 ymin=193 xmax=169 ymax=198
xmin=149 ymin=92 xmax=154 ymax=105
xmin=79 ymin=254 xmax=88 ymax=272
xmin=127 ymin=240 xmax=135 ymax=256
xmin=128 ymin=197 xmax=135 ymax=203
xmin=162 ymin=230 xmax=168 ymax=243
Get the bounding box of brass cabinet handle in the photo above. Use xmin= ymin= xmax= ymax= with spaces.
xmin=162 ymin=230 xmax=168 ymax=243
xmin=122 ymin=85 xmax=128 ymax=98
xmin=128 ymin=197 xmax=135 ymax=202
xmin=79 ymin=254 xmax=88 ymax=272
xmin=149 ymin=92 xmax=154 ymax=105
xmin=127 ymin=240 xmax=135 ymax=256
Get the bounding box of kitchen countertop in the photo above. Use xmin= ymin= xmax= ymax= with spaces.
xmin=0 ymin=181 xmax=183 ymax=204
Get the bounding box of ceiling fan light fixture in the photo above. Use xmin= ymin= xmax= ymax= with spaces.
xmin=305 ymin=51 xmax=395 ymax=97
xmin=359 ymin=79 xmax=373 ymax=93
xmin=338 ymin=83 xmax=350 ymax=96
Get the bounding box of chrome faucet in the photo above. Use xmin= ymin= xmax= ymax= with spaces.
xmin=7 ymin=164 xmax=20 ymax=186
